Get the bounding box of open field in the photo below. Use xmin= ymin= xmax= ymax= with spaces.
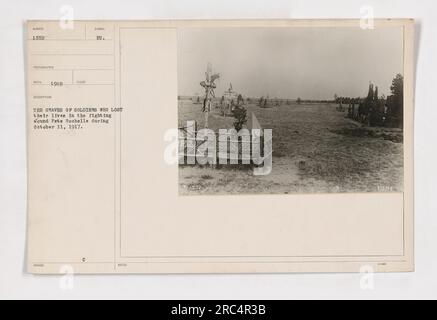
xmin=178 ymin=100 xmax=403 ymax=195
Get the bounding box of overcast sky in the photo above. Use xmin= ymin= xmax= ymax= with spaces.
xmin=177 ymin=27 xmax=403 ymax=100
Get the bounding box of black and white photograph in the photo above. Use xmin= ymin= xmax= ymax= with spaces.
xmin=178 ymin=27 xmax=405 ymax=195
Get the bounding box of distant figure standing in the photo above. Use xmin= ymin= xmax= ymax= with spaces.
xmin=223 ymin=83 xmax=238 ymax=116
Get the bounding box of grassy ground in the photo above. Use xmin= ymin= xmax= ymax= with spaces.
xmin=178 ymin=100 xmax=403 ymax=195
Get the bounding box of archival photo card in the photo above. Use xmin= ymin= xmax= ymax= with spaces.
xmin=26 ymin=20 xmax=414 ymax=274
